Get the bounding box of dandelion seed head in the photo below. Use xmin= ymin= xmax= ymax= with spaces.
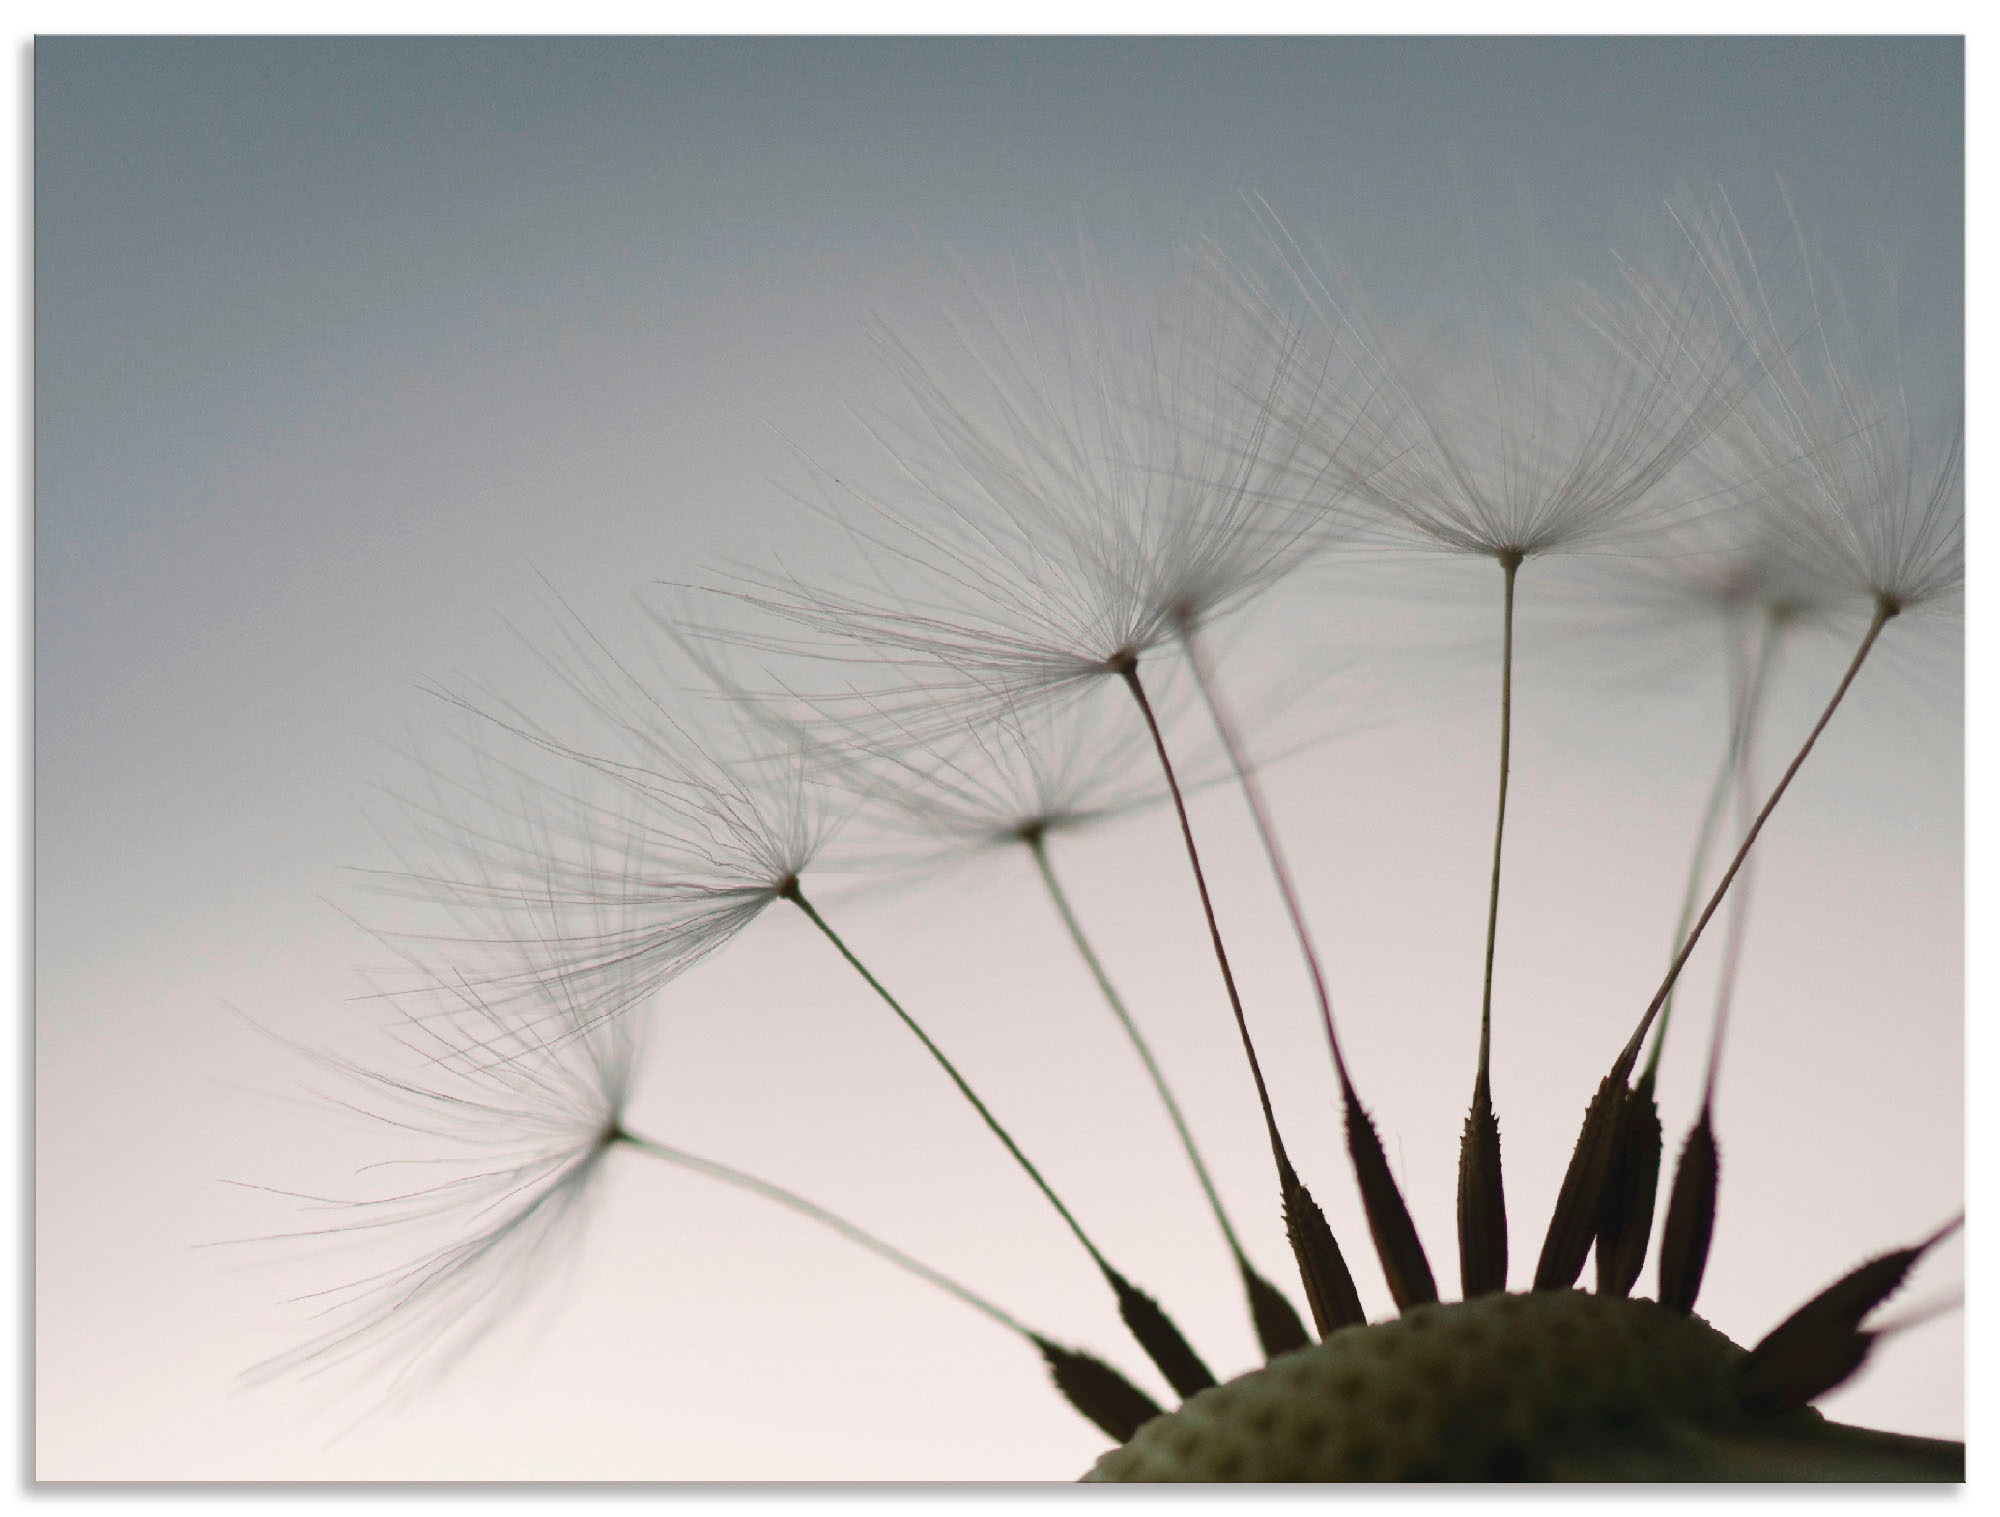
xmin=247 ymin=189 xmax=1958 ymax=1475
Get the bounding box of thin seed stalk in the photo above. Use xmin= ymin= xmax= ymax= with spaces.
xmin=1632 ymin=598 xmax=1895 ymax=1065
xmin=1538 ymin=598 xmax=1897 ymax=1291
xmin=1476 ymin=552 xmax=1521 ymax=1099
xmin=782 ymin=882 xmax=1097 ymax=1264
xmin=1114 ymin=658 xmax=1291 ymax=1185
xmin=781 ymin=878 xmax=1215 ymax=1397
xmin=1616 ymin=611 xmax=1782 ymax=1300
xmin=1117 ymin=655 xmax=1362 ymax=1335
xmin=608 ymin=1129 xmax=1165 ymax=1441
xmin=1655 ymin=631 xmax=1777 ymax=1312
xmin=611 ymin=1127 xmax=1027 ymax=1335
xmin=1645 ymin=606 xmax=1784 ymax=1083
xmin=1024 ymin=829 xmax=1243 ymax=1260
xmin=1700 ymin=608 xmax=1782 ymax=1106
xmin=1460 ymin=550 xmax=1520 ymax=1296
xmin=1026 ymin=830 xmax=1310 ymax=1358
xmin=1174 ymin=624 xmax=1339 ymax=1067
xmin=1177 ymin=623 xmax=1436 ymax=1312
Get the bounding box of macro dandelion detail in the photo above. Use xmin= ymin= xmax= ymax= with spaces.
xmin=703 ymin=257 xmax=1346 ymax=738
xmin=243 ymin=188 xmax=1963 ymax=1483
xmin=232 ymin=904 xmax=644 ymax=1399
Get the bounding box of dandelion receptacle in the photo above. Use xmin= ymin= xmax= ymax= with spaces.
xmin=245 ymin=189 xmax=1963 ymax=1481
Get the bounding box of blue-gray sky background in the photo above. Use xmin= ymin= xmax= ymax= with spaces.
xmin=35 ymin=36 xmax=1963 ymax=1481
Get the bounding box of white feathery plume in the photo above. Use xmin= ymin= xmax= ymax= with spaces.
xmin=366 ymin=613 xmax=838 ymax=1041
xmin=234 ymin=904 xmax=643 ymax=1402
xmin=832 ymin=686 xmax=1177 ymax=864
xmin=1240 ymin=199 xmax=1758 ymax=566
xmin=701 ymin=252 xmax=1360 ymax=737
xmin=1670 ymin=187 xmax=1963 ymax=620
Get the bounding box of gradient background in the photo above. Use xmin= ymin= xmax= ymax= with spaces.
xmin=35 ymin=37 xmax=1963 ymax=1482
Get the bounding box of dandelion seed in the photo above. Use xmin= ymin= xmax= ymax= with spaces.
xmin=810 ymin=687 xmax=1314 ymax=1356
xmin=1537 ymin=196 xmax=1965 ymax=1299
xmin=700 ymin=253 xmax=1382 ymax=1338
xmin=250 ymin=885 xmax=1168 ymax=1444
xmin=1114 ymin=650 xmax=1367 ymax=1337
xmin=1538 ymin=587 xmax=1900 ymax=1295
xmin=398 ymin=604 xmax=1228 ymax=1400
xmin=1175 ymin=620 xmax=1437 ymax=1314
xmin=1533 ymin=486 xmax=1859 ymax=1292
xmin=1596 ymin=540 xmax=1806 ymax=1299
xmin=772 ymin=872 xmax=1217 ymax=1398
xmin=1247 ymin=205 xmax=1765 ymax=1302
xmin=1642 ymin=596 xmax=1782 ymax=1309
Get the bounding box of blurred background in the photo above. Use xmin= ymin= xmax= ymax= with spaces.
xmin=35 ymin=36 xmax=1962 ymax=1481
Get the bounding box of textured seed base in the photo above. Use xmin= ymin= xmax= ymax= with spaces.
xmin=1084 ymin=1290 xmax=1817 ymax=1482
